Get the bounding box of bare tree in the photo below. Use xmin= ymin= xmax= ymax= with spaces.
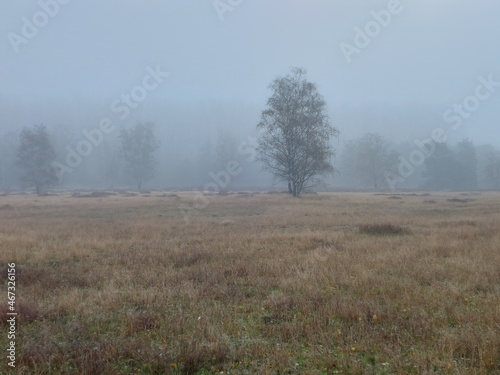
xmin=16 ymin=125 xmax=58 ymax=195
xmin=342 ymin=133 xmax=399 ymax=190
xmin=119 ymin=122 xmax=160 ymax=191
xmin=256 ymin=67 xmax=338 ymax=197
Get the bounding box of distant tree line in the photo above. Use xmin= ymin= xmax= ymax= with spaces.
xmin=2 ymin=67 xmax=500 ymax=195
xmin=6 ymin=124 xmax=498 ymax=195
xmin=3 ymin=122 xmax=500 ymax=195
xmin=1 ymin=121 xmax=264 ymax=195
xmin=339 ymin=134 xmax=499 ymax=191
xmin=8 ymin=122 xmax=162 ymax=195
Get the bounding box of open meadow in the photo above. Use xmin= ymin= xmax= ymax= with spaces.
xmin=0 ymin=191 xmax=499 ymax=374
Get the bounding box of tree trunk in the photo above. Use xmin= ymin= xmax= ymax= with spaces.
xmin=288 ymin=181 xmax=293 ymax=194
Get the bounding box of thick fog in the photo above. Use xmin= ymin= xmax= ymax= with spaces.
xmin=1 ymin=0 xmax=500 ymax=191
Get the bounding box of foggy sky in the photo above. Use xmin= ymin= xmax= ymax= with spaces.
xmin=1 ymin=0 xmax=500 ymax=146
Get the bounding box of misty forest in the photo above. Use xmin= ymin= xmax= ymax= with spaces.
xmin=1 ymin=1 xmax=500 ymax=375
xmin=4 ymin=99 xmax=500 ymax=194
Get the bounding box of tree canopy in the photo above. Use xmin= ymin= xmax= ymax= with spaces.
xmin=16 ymin=124 xmax=58 ymax=195
xmin=256 ymin=67 xmax=338 ymax=197
xmin=119 ymin=122 xmax=160 ymax=191
xmin=341 ymin=133 xmax=399 ymax=190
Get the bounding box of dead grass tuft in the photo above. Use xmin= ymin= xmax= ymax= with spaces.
xmin=125 ymin=311 xmax=159 ymax=334
xmin=437 ymin=219 xmax=477 ymax=227
xmin=71 ymin=344 xmax=109 ymax=374
xmin=17 ymin=300 xmax=40 ymax=323
xmin=358 ymin=223 xmax=410 ymax=235
xmin=72 ymin=191 xmax=116 ymax=198
xmin=172 ymin=249 xmax=212 ymax=268
xmin=448 ymin=198 xmax=474 ymax=203
xmin=19 ymin=265 xmax=91 ymax=289
xmin=179 ymin=338 xmax=230 ymax=373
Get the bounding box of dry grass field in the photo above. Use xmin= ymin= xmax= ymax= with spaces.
xmin=0 ymin=191 xmax=499 ymax=374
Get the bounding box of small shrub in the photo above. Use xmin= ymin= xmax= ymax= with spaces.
xmin=448 ymin=198 xmax=473 ymax=203
xmin=358 ymin=223 xmax=410 ymax=236
xmin=74 ymin=191 xmax=116 ymax=198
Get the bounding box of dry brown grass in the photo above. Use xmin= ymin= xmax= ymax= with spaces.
xmin=0 ymin=191 xmax=499 ymax=374
xmin=358 ymin=223 xmax=410 ymax=236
